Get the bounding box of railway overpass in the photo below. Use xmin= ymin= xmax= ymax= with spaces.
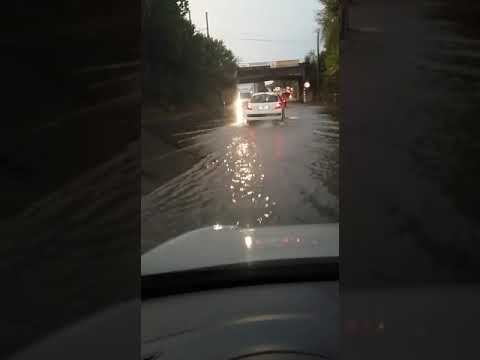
xmin=236 ymin=60 xmax=308 ymax=99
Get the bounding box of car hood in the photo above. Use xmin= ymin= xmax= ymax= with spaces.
xmin=142 ymin=223 xmax=339 ymax=276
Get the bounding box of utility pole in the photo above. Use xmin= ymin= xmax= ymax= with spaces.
xmin=316 ymin=30 xmax=321 ymax=101
xmin=205 ymin=12 xmax=210 ymax=38
xmin=188 ymin=9 xmax=192 ymax=23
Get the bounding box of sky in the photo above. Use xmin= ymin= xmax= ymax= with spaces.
xmin=188 ymin=0 xmax=323 ymax=63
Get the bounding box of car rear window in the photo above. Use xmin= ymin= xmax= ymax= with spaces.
xmin=250 ymin=94 xmax=278 ymax=103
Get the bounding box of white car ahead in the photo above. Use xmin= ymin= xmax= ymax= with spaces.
xmin=245 ymin=92 xmax=285 ymax=125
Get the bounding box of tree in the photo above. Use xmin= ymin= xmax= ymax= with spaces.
xmin=317 ymin=0 xmax=341 ymax=77
xmin=176 ymin=0 xmax=190 ymax=17
xmin=304 ymin=50 xmax=326 ymax=97
xmin=302 ymin=0 xmax=341 ymax=104
xmin=143 ymin=0 xmax=237 ymax=109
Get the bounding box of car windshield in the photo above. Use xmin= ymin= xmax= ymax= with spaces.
xmin=142 ymin=0 xmax=339 ymax=268
xmin=250 ymin=94 xmax=279 ymax=103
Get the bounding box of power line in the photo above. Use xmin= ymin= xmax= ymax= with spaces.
xmin=238 ymin=38 xmax=311 ymax=43
xmin=239 ymin=38 xmax=275 ymax=42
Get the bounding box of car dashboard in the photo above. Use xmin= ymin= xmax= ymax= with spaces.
xmin=142 ymin=281 xmax=338 ymax=360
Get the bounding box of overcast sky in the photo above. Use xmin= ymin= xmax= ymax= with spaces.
xmin=189 ymin=0 xmax=323 ymax=63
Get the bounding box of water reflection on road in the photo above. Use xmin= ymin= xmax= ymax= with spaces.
xmin=142 ymin=103 xmax=338 ymax=253
xmin=223 ymin=135 xmax=275 ymax=225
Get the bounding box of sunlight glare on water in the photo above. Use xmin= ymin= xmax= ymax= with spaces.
xmin=244 ymin=235 xmax=253 ymax=249
xmin=223 ymin=136 xmax=276 ymax=226
xmin=233 ymin=98 xmax=246 ymax=127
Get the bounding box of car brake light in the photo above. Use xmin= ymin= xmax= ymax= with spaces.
xmin=247 ymin=103 xmax=253 ymax=110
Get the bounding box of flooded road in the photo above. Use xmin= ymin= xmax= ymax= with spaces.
xmin=142 ymin=103 xmax=338 ymax=253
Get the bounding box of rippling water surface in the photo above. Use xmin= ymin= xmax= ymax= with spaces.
xmin=142 ymin=103 xmax=338 ymax=253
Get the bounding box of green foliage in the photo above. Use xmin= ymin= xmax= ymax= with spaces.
xmin=304 ymin=50 xmax=327 ymax=95
xmin=302 ymin=0 xmax=341 ymax=103
xmin=176 ymin=0 xmax=190 ymax=17
xmin=317 ymin=0 xmax=341 ymax=76
xmin=143 ymin=0 xmax=238 ymax=109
